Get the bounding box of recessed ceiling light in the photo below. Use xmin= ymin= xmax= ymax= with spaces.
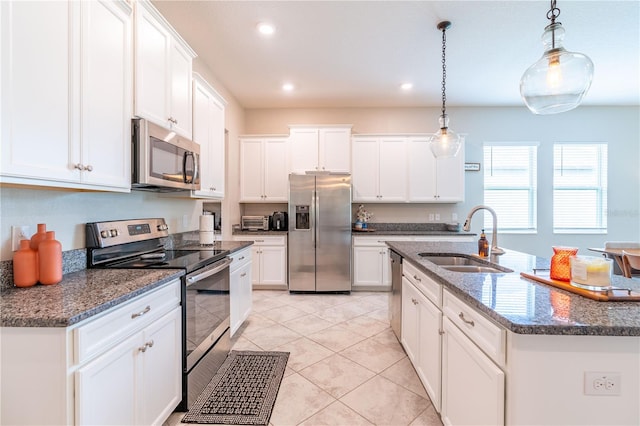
xmin=257 ymin=23 xmax=275 ymax=36
xmin=400 ymin=83 xmax=413 ymax=91
xmin=282 ymin=83 xmax=294 ymax=92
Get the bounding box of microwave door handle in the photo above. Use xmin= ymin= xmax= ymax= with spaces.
xmin=183 ymin=152 xmax=195 ymax=183
xmin=192 ymin=152 xmax=199 ymax=185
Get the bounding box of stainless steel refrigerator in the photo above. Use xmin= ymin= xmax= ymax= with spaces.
xmin=288 ymin=173 xmax=352 ymax=292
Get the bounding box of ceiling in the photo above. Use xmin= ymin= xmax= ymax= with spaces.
xmin=153 ymin=0 xmax=640 ymax=109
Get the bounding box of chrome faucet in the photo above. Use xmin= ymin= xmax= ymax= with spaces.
xmin=463 ymin=205 xmax=505 ymax=255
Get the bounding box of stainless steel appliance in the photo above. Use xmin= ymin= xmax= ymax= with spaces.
xmin=241 ymin=215 xmax=270 ymax=231
xmin=288 ymin=173 xmax=351 ymax=292
xmin=131 ymin=118 xmax=200 ymax=192
xmin=86 ymin=218 xmax=230 ymax=411
xmin=390 ymin=249 xmax=403 ymax=339
xmin=271 ymin=211 xmax=288 ymax=231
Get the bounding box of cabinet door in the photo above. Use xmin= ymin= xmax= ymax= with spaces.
xmin=259 ymin=245 xmax=287 ymax=285
xmin=1 ymin=1 xmax=77 ymax=183
xmin=434 ymin=141 xmax=465 ymax=202
xmin=441 ymin=317 xmax=505 ymax=426
xmin=250 ymin=245 xmax=261 ymax=285
xmin=80 ymin=0 xmax=132 ymax=189
xmin=134 ymin=3 xmax=170 ymax=127
xmin=75 ymin=332 xmax=139 ymax=426
xmin=239 ymin=139 xmax=265 ymax=201
xmin=238 ymin=262 xmax=253 ymax=324
xmin=353 ymin=246 xmax=385 ymax=287
xmin=351 ymin=138 xmax=380 ymax=202
xmin=230 ymin=264 xmax=242 ymax=335
xmin=208 ymin=95 xmax=226 ymax=198
xmin=416 ymin=290 xmax=442 ymax=412
xmin=263 ymin=138 xmax=288 ymax=201
xmin=407 ymin=137 xmax=437 ymax=202
xmin=401 ymin=279 xmax=419 ymax=362
xmin=319 ymin=127 xmax=351 ymax=172
xmin=378 ymin=137 xmax=407 ymax=202
xmin=169 ymin=40 xmax=193 ymax=138
xmin=290 ymin=128 xmax=319 ymax=173
xmin=139 ymin=307 xmax=182 ymax=426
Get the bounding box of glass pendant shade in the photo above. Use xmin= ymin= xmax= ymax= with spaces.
xmin=520 ymin=23 xmax=594 ymax=115
xmin=429 ymin=114 xmax=461 ymax=158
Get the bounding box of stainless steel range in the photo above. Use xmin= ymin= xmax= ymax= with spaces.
xmin=86 ymin=218 xmax=231 ymax=411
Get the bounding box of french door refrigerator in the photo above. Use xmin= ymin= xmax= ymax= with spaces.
xmin=288 ymin=173 xmax=352 ymax=292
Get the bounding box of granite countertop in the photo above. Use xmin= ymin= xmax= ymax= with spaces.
xmin=1 ymin=269 xmax=184 ymax=328
xmin=354 ymin=229 xmax=472 ymax=236
xmin=387 ymin=241 xmax=640 ymax=337
xmin=232 ymin=230 xmax=288 ymax=236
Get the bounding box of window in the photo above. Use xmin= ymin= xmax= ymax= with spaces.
xmin=553 ymin=143 xmax=607 ymax=233
xmin=483 ymin=143 xmax=538 ymax=232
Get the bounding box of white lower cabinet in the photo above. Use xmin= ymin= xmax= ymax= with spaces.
xmin=233 ymin=236 xmax=287 ymax=289
xmin=230 ymin=247 xmax=253 ymax=336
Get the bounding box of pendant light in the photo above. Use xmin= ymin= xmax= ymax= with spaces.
xmin=520 ymin=0 xmax=594 ymax=115
xmin=429 ymin=21 xmax=461 ymax=158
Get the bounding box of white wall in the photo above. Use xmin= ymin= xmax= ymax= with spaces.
xmin=244 ymin=105 xmax=640 ymax=257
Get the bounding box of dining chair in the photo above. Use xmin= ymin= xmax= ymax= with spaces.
xmin=604 ymin=242 xmax=640 ymax=275
xmin=621 ymin=250 xmax=640 ymax=279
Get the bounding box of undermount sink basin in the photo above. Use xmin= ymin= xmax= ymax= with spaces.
xmin=418 ymin=253 xmax=513 ymax=274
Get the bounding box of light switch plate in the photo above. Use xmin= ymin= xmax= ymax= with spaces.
xmin=12 ymin=225 xmax=31 ymax=251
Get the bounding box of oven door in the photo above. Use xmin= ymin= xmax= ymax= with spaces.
xmin=184 ymin=257 xmax=232 ymax=371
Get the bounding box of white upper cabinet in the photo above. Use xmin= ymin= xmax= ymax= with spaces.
xmin=239 ymin=137 xmax=289 ymax=202
xmin=408 ymin=136 xmax=465 ymax=203
xmin=1 ymin=0 xmax=132 ymax=191
xmin=134 ymin=0 xmax=195 ymax=138
xmin=352 ymin=136 xmax=407 ymax=202
xmin=191 ymin=74 xmax=226 ymax=199
xmin=289 ymin=126 xmax=351 ymax=173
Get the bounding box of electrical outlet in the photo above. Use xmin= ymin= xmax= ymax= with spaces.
xmin=584 ymin=372 xmax=621 ymax=396
xmin=12 ymin=225 xmax=31 ymax=251
xmin=428 ymin=213 xmax=435 ymax=221
xmin=435 ymin=213 xmax=441 ymax=221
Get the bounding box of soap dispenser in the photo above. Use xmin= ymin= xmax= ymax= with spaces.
xmin=478 ymin=229 xmax=489 ymax=257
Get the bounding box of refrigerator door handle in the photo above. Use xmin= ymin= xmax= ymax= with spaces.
xmin=314 ymin=191 xmax=319 ymax=245
xmin=310 ymin=190 xmax=316 ymax=245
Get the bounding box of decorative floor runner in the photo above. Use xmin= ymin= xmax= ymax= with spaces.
xmin=182 ymin=350 xmax=289 ymax=425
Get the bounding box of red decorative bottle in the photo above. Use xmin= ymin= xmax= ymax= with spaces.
xmin=39 ymin=231 xmax=63 ymax=285
xmin=550 ymin=246 xmax=578 ymax=281
xmin=13 ymin=240 xmax=39 ymax=287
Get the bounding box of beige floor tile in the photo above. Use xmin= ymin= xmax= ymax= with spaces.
xmin=269 ymin=373 xmax=336 ymax=426
xmin=240 ymin=312 xmax=277 ymax=334
xmin=299 ymin=400 xmax=373 ymax=426
xmin=299 ymin=353 xmax=376 ymax=398
xmin=261 ymin=304 xmax=309 ymax=323
xmin=252 ymin=296 xmax=289 ymax=313
xmin=307 ymin=323 xmax=367 ymax=352
xmin=243 ymin=323 xmax=302 ymax=350
xmin=273 ymin=337 xmax=334 ymax=372
xmin=365 ymin=307 xmax=391 ymax=323
xmin=409 ymin=405 xmax=444 ymax=426
xmin=339 ymin=332 xmax=407 ymax=373
xmin=340 ymin=375 xmax=430 ymax=426
xmin=281 ymin=313 xmax=335 ymax=335
xmin=230 ymin=335 xmax=262 ymax=351
xmin=381 ymin=357 xmax=429 ymax=399
xmin=337 ymin=314 xmax=390 ymax=338
xmin=315 ymin=300 xmax=381 ymax=323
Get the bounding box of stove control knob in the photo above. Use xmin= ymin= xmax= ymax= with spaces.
xmin=157 ymin=224 xmax=168 ymax=231
xmin=100 ymin=230 xmax=109 ymax=238
xmin=112 ymin=229 xmax=120 ymax=237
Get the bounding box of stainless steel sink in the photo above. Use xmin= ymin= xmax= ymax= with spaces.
xmin=418 ymin=253 xmax=513 ymax=273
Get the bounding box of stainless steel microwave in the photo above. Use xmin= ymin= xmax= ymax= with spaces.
xmin=131 ymin=118 xmax=200 ymax=191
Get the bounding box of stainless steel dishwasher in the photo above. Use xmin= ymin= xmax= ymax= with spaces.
xmin=389 ymin=249 xmax=402 ymax=339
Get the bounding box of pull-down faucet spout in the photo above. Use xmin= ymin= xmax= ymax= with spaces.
xmin=463 ymin=205 xmax=505 ymax=255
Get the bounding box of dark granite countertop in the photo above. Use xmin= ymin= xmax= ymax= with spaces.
xmin=387 ymin=241 xmax=640 ymax=337
xmin=1 ymin=269 xmax=184 ymax=328
xmin=232 ymin=230 xmax=288 ymax=236
xmin=353 ymin=229 xmax=473 ymax=236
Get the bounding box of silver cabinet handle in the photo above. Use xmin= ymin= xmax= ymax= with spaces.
xmin=131 ymin=305 xmax=151 ymax=319
xmin=459 ymin=312 xmax=475 ymax=327
xmin=239 ymin=256 xmax=245 ymax=260
xmin=439 ymin=329 xmax=445 ymax=335
xmin=138 ymin=340 xmax=154 ymax=353
xmin=411 ymin=298 xmax=418 ymax=305
xmin=240 ymin=272 xmax=247 ymax=277
xmin=255 ymin=239 xmax=264 ymax=242
xmin=74 ymin=163 xmax=83 ymax=170
xmin=413 ymin=275 xmax=421 ymax=282
xmin=84 ymin=165 xmax=93 ymax=172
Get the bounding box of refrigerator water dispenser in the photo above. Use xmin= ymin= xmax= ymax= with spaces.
xmin=295 ymin=205 xmax=310 ymax=230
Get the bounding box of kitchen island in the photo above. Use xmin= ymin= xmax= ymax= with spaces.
xmin=387 ymin=240 xmax=640 ymax=426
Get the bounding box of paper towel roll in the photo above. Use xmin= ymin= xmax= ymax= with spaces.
xmin=199 ymin=231 xmax=214 ymax=245
xmin=199 ymin=214 xmax=214 ymax=232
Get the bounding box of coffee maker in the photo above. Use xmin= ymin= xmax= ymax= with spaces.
xmin=271 ymin=211 xmax=288 ymax=231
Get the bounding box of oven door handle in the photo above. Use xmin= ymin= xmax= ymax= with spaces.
xmin=186 ymin=257 xmax=232 ymax=284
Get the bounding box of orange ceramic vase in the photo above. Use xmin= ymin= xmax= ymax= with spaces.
xmin=13 ymin=240 xmax=39 ymax=287
xmin=550 ymin=246 xmax=578 ymax=281
xmin=38 ymin=231 xmax=62 ymax=285
xmin=29 ymin=223 xmax=47 ymax=250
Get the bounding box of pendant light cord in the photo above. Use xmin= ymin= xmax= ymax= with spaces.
xmin=440 ymin=25 xmax=447 ymax=118
xmin=546 ymin=0 xmax=561 ymax=49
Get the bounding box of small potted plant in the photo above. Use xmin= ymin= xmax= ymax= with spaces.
xmin=355 ymin=204 xmax=373 ymax=230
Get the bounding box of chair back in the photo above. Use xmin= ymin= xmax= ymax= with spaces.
xmin=621 ymin=250 xmax=640 ymax=278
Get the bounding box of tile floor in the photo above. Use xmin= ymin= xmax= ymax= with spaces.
xmin=166 ymin=290 xmax=443 ymax=426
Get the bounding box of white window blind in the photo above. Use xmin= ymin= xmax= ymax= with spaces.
xmin=553 ymin=143 xmax=608 ymax=233
xmin=483 ymin=144 xmax=538 ymax=232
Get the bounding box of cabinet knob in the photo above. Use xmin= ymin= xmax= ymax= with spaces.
xmin=74 ymin=163 xmax=83 ymax=170
xmin=84 ymin=165 xmax=93 ymax=172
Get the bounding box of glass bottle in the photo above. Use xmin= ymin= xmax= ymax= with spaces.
xmin=550 ymin=246 xmax=578 ymax=281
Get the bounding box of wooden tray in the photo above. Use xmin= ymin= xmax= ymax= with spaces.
xmin=520 ymin=272 xmax=640 ymax=301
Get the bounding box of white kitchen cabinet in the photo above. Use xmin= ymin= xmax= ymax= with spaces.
xmin=289 ymin=125 xmax=352 ymax=173
xmin=134 ymin=0 xmax=195 ymax=138
xmin=352 ymin=136 xmax=407 ymax=202
xmin=191 ymin=73 xmax=226 ymax=199
xmin=230 ymin=247 xmax=253 ymax=336
xmin=352 ymin=236 xmax=413 ymax=291
xmin=0 ymin=279 xmax=181 ymax=426
xmin=1 ymin=0 xmax=132 ymax=191
xmin=408 ymin=136 xmax=465 ymax=202
xmin=239 ymin=137 xmax=289 ymax=202
xmin=233 ymin=236 xmax=287 ymax=289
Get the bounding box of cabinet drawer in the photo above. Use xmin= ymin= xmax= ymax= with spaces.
xmin=233 ymin=235 xmax=286 ymax=246
xmin=74 ymin=279 xmax=181 ymax=365
xmin=443 ymin=289 xmax=505 ymax=366
xmin=403 ymin=260 xmax=441 ymax=307
xmin=230 ymin=247 xmax=251 ymax=272
xmin=353 ymin=235 xmax=413 ymax=246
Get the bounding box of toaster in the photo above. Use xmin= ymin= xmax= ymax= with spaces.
xmin=241 ymin=216 xmax=270 ymax=231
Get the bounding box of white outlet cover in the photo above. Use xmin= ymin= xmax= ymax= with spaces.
xmin=584 ymin=372 xmax=621 ymax=396
xmin=11 ymin=225 xmax=31 ymax=251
